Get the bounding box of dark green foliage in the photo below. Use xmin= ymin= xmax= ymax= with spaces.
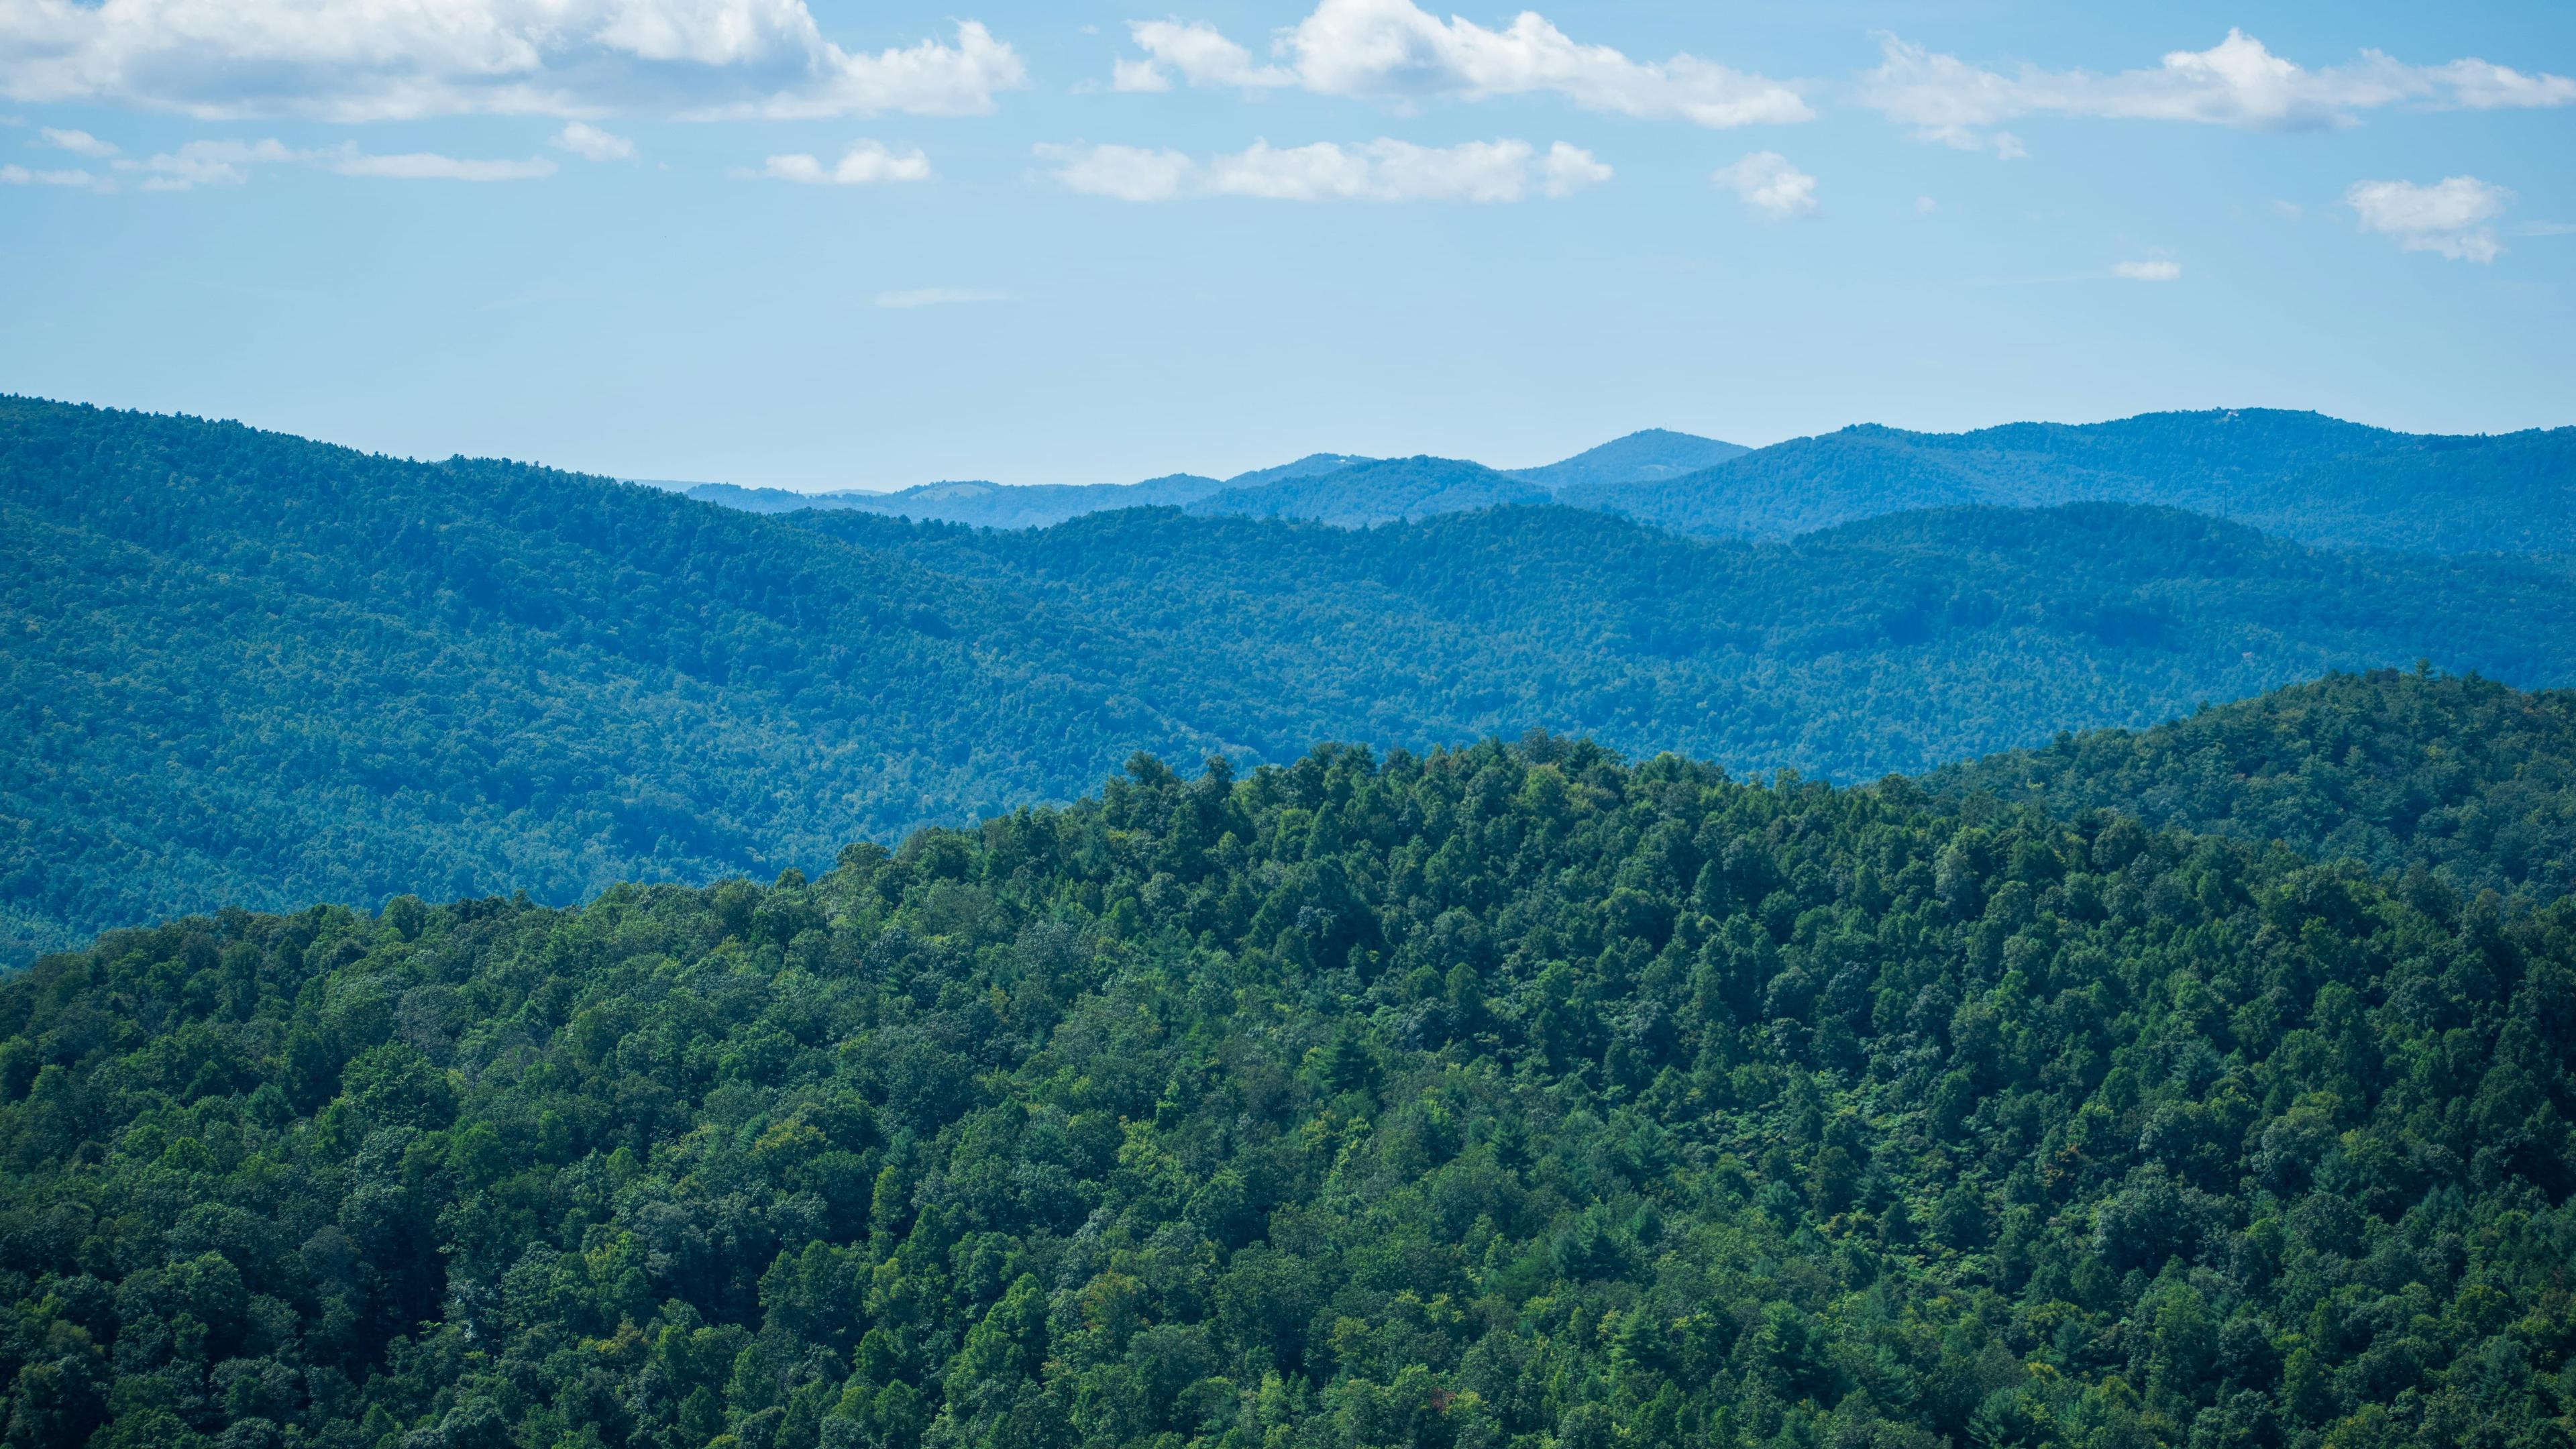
xmin=1937 ymin=669 xmax=2576 ymax=900
xmin=1562 ymin=409 xmax=2576 ymax=553
xmin=5 ymin=741 xmax=2575 ymax=1449
xmin=1187 ymin=458 xmax=1552 ymax=527
xmin=11 ymin=396 xmax=2576 ymax=963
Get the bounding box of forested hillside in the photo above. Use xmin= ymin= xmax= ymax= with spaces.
xmin=10 ymin=395 xmax=2576 ymax=962
xmin=1564 ymin=411 xmax=2576 ymax=554
xmin=1936 ymin=670 xmax=2576 ymax=901
xmin=1503 ymin=430 xmax=1748 ymax=491
xmin=4 ymin=740 xmax=2571 ymax=1449
xmin=1187 ymin=458 xmax=1552 ymax=527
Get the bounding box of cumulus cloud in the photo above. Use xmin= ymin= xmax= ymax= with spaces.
xmin=875 ymin=287 xmax=1005 ymax=308
xmin=1864 ymin=29 xmax=2576 ymax=154
xmin=2346 ymin=175 xmax=2512 ymax=262
xmin=35 ymin=124 xmax=112 ymax=155
xmin=1042 ymin=136 xmax=1608 ymax=203
xmin=757 ymin=140 xmax=932 ymax=184
xmin=2112 ymin=258 xmax=2181 ymax=281
xmin=1112 ymin=0 xmax=1808 ymax=127
xmin=1711 ymin=150 xmax=1813 ymax=219
xmin=0 ymin=3 xmax=1027 ymax=122
xmin=110 ymin=137 xmax=551 ymax=189
xmin=552 ymin=121 xmax=635 ymax=162
xmin=1120 ymin=19 xmax=1292 ymax=91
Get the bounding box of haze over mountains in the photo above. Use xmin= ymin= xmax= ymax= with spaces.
xmin=667 ymin=409 xmax=2576 ymax=553
xmin=9 ymin=394 xmax=2576 ymax=961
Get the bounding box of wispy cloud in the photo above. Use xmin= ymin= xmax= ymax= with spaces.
xmin=1711 ymin=151 xmax=1815 ymax=219
xmin=1 ymin=161 xmax=99 ymax=186
xmin=112 ymin=138 xmax=555 ymax=190
xmin=0 ymin=3 xmax=1026 ymax=122
xmin=875 ymin=288 xmax=1006 ymax=308
xmin=36 ymin=125 xmax=115 ymax=157
xmin=1864 ymin=29 xmax=2575 ymax=155
xmin=2112 ymin=258 xmax=2182 ymax=281
xmin=2346 ymin=175 xmax=2512 ymax=262
xmin=1111 ymin=0 xmax=1809 ymax=127
xmin=1040 ymin=137 xmax=1609 ymax=203
xmin=551 ymin=122 xmax=635 ymax=162
xmin=757 ymin=141 xmax=932 ymax=184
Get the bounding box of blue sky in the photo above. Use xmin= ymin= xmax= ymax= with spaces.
xmin=1 ymin=1 xmax=2569 ymax=489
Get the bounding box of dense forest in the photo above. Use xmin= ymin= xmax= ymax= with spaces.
xmin=1936 ymin=670 xmax=2576 ymax=902
xmin=10 ymin=396 xmax=2576 ymax=962
xmin=1560 ymin=411 xmax=2576 ymax=555
xmin=4 ymin=738 xmax=2572 ymax=1449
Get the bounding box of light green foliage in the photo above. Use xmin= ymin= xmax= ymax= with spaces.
xmin=2 ymin=739 xmax=2573 ymax=1449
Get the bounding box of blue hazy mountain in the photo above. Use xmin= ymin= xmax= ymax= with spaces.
xmin=1188 ymin=455 xmax=1552 ymax=526
xmin=1503 ymin=427 xmax=1748 ymax=490
xmin=1560 ymin=408 xmax=2576 ymax=553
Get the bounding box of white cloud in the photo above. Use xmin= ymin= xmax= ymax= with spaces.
xmin=35 ymin=124 xmax=112 ymax=155
xmin=2346 ymin=175 xmax=2511 ymax=262
xmin=758 ymin=140 xmax=931 ymax=184
xmin=2112 ymin=258 xmax=2181 ymax=281
xmin=1040 ymin=142 xmax=1193 ymax=201
xmin=875 ymin=287 xmax=1005 ymax=308
xmin=1111 ymin=0 xmax=1808 ymax=127
xmin=1711 ymin=150 xmax=1813 ymax=219
xmin=1864 ymin=29 xmax=2576 ymax=154
xmin=0 ymin=4 xmax=1026 ymax=122
xmin=333 ymin=150 xmax=554 ymax=180
xmin=1914 ymin=194 xmax=1937 ymax=214
xmin=552 ymin=121 xmax=635 ymax=162
xmin=1120 ymin=19 xmax=1293 ymax=92
xmin=1042 ymin=136 xmax=1607 ymax=203
xmin=113 ymin=137 xmax=551 ymax=189
xmin=1 ymin=159 xmax=93 ymax=184
xmin=1540 ymin=140 xmax=1609 ymax=197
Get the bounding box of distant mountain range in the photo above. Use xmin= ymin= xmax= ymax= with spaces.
xmin=664 ymin=409 xmax=2576 ymax=553
xmin=15 ymin=394 xmax=2576 ymax=959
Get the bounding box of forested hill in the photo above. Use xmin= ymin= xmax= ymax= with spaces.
xmin=5 ymin=739 xmax=2573 ymax=1449
xmin=0 ymin=397 xmax=1234 ymax=962
xmin=1933 ymin=669 xmax=2576 ymax=900
xmin=1186 ymin=458 xmax=1552 ymax=527
xmin=1562 ymin=409 xmax=2576 ymax=554
xmin=10 ymin=394 xmax=2576 ymax=961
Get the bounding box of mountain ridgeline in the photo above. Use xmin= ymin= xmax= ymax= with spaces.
xmin=3 ymin=739 xmax=2572 ymax=1449
xmin=672 ymin=412 xmax=2576 ymax=555
xmin=11 ymin=397 xmax=2576 ymax=959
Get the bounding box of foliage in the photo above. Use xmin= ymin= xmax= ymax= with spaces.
xmin=1935 ymin=668 xmax=2576 ymax=900
xmin=1562 ymin=409 xmax=2576 ymax=553
xmin=5 ymin=740 xmax=2575 ymax=1449
xmin=10 ymin=395 xmax=2576 ymax=961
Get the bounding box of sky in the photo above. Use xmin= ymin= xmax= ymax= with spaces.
xmin=1 ymin=1 xmax=2570 ymax=490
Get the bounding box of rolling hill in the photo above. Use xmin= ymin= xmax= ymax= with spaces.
xmin=1503 ymin=427 xmax=1748 ymax=490
xmin=4 ymin=732 xmax=2570 ymax=1449
xmin=1934 ymin=667 xmax=2576 ymax=899
xmin=11 ymin=395 xmax=2576 ymax=962
xmin=1562 ymin=409 xmax=2576 ymax=553
xmin=1187 ymin=456 xmax=1553 ymax=526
